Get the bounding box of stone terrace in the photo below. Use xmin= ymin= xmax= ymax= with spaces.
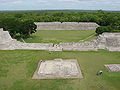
xmin=0 ymin=28 xmax=120 ymax=51
xmin=35 ymin=22 xmax=99 ymax=30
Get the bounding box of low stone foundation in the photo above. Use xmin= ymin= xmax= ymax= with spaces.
xmin=104 ymin=64 xmax=120 ymax=72
xmin=32 ymin=59 xmax=83 ymax=79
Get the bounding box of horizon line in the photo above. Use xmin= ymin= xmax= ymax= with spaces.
xmin=0 ymin=9 xmax=120 ymax=12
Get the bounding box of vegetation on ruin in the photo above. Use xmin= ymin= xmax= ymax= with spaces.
xmin=0 ymin=50 xmax=120 ymax=90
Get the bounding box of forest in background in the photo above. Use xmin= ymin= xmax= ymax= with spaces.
xmin=0 ymin=10 xmax=120 ymax=26
xmin=0 ymin=10 xmax=120 ymax=35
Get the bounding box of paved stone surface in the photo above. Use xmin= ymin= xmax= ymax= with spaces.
xmin=104 ymin=64 xmax=120 ymax=72
xmin=32 ymin=59 xmax=83 ymax=79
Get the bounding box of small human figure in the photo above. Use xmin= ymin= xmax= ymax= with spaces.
xmin=40 ymin=60 xmax=43 ymax=62
xmin=53 ymin=44 xmax=54 ymax=47
xmin=96 ymin=70 xmax=103 ymax=75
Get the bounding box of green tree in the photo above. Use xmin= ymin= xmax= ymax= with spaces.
xmin=112 ymin=21 xmax=120 ymax=30
xmin=0 ymin=19 xmax=3 ymax=28
xmin=14 ymin=13 xmax=23 ymax=18
xmin=96 ymin=26 xmax=113 ymax=34
xmin=1 ymin=18 xmax=20 ymax=38
xmin=0 ymin=18 xmax=37 ymax=38
xmin=19 ymin=20 xmax=37 ymax=38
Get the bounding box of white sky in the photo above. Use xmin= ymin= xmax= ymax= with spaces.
xmin=0 ymin=0 xmax=120 ymax=10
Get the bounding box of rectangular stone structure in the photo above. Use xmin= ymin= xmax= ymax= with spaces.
xmin=32 ymin=59 xmax=83 ymax=79
xmin=35 ymin=22 xmax=99 ymax=30
xmin=104 ymin=64 xmax=120 ymax=72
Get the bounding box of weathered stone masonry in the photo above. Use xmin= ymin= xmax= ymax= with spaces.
xmin=0 ymin=28 xmax=120 ymax=51
xmin=35 ymin=22 xmax=99 ymax=30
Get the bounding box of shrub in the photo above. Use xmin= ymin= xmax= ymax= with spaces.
xmin=96 ymin=26 xmax=113 ymax=34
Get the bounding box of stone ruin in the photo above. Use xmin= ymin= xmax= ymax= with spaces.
xmin=35 ymin=22 xmax=99 ymax=30
xmin=0 ymin=28 xmax=120 ymax=51
xmin=59 ymin=32 xmax=120 ymax=51
xmin=0 ymin=28 xmax=53 ymax=50
xmin=32 ymin=59 xmax=83 ymax=79
xmin=96 ymin=33 xmax=120 ymax=51
xmin=104 ymin=64 xmax=120 ymax=72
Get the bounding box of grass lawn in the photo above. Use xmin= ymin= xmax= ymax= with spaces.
xmin=0 ymin=50 xmax=120 ymax=90
xmin=23 ymin=30 xmax=96 ymax=44
xmin=0 ymin=30 xmax=120 ymax=90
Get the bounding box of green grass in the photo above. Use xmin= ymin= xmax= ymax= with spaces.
xmin=0 ymin=30 xmax=120 ymax=90
xmin=24 ymin=30 xmax=96 ymax=44
xmin=0 ymin=50 xmax=120 ymax=90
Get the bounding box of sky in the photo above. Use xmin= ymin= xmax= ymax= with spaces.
xmin=0 ymin=0 xmax=120 ymax=11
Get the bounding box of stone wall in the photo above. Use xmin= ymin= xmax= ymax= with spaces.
xmin=100 ymin=33 xmax=120 ymax=51
xmin=59 ymin=41 xmax=98 ymax=51
xmin=58 ymin=33 xmax=120 ymax=51
xmin=35 ymin=22 xmax=99 ymax=30
xmin=0 ymin=28 xmax=53 ymax=50
xmin=0 ymin=28 xmax=13 ymax=43
xmin=0 ymin=28 xmax=120 ymax=51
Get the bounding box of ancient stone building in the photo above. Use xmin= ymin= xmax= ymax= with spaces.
xmin=0 ymin=28 xmax=120 ymax=51
xmin=35 ymin=22 xmax=99 ymax=30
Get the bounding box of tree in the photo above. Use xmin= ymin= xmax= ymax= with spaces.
xmin=0 ymin=19 xmax=3 ymax=28
xmin=112 ymin=21 xmax=120 ymax=31
xmin=98 ymin=14 xmax=118 ymax=26
xmin=14 ymin=13 xmax=23 ymax=18
xmin=96 ymin=26 xmax=113 ymax=35
xmin=0 ymin=18 xmax=37 ymax=38
xmin=19 ymin=20 xmax=37 ymax=38
xmin=97 ymin=10 xmax=105 ymax=14
xmin=1 ymin=18 xmax=20 ymax=38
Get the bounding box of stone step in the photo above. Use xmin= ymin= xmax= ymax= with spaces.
xmin=48 ymin=47 xmax=63 ymax=51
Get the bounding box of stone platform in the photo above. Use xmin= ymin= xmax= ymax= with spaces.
xmin=104 ymin=64 xmax=120 ymax=72
xmin=35 ymin=22 xmax=99 ymax=30
xmin=32 ymin=59 xmax=83 ymax=79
